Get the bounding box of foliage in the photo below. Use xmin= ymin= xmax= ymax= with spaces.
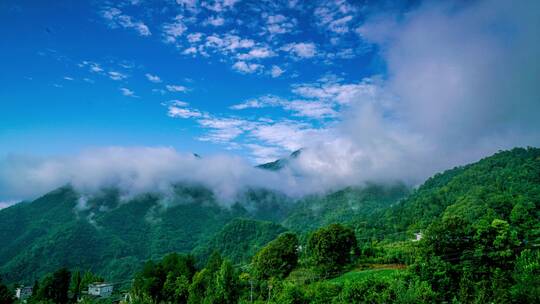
xmin=307 ymin=224 xmax=358 ymax=277
xmin=132 ymin=253 xmax=196 ymax=303
xmin=1 ymin=147 xmax=539 ymax=303
xmin=193 ymin=218 xmax=287 ymax=266
xmin=252 ymin=232 xmax=298 ymax=280
xmin=0 ymin=275 xmax=14 ymax=304
xmin=33 ymin=268 xmax=71 ymax=304
xmin=511 ymin=249 xmax=540 ymax=302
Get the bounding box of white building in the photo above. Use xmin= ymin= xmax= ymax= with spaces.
xmin=88 ymin=283 xmax=114 ymax=298
xmin=15 ymin=286 xmax=33 ymax=300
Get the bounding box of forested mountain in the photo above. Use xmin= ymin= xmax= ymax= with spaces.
xmin=0 ymin=147 xmax=539 ymax=303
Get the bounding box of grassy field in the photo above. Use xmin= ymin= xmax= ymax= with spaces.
xmin=330 ymin=266 xmax=402 ymax=284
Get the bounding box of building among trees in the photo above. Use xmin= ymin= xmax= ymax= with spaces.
xmin=88 ymin=283 xmax=113 ymax=298
xmin=15 ymin=286 xmax=32 ymax=300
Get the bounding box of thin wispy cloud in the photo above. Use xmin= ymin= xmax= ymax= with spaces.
xmin=101 ymin=7 xmax=151 ymax=36
xmin=120 ymin=87 xmax=137 ymax=97
xmin=145 ymin=73 xmax=162 ymax=83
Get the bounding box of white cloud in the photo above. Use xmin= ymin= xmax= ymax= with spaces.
xmin=205 ymin=16 xmax=225 ymax=26
xmin=314 ymin=0 xmax=355 ymax=34
xmin=169 ymin=99 xmax=189 ymax=107
xmin=244 ymin=144 xmax=284 ymax=164
xmin=231 ymin=95 xmax=336 ymax=119
xmin=168 ymin=106 xmax=202 ymax=119
xmin=102 ymin=7 xmax=151 ymax=36
xmin=0 ymin=147 xmax=315 ymax=203
xmin=108 ymin=71 xmax=127 ymax=81
xmin=197 ymin=117 xmax=252 ymax=143
xmin=232 ymin=61 xmax=263 ymax=74
xmin=281 ymin=42 xmax=317 ymax=58
xmin=0 ymin=200 xmax=17 ymax=210
xmin=163 ymin=15 xmax=187 ymax=43
xmin=202 ymin=0 xmax=239 ymax=13
xmin=120 ymin=87 xmax=137 ymax=97
xmin=63 ymin=76 xmax=74 ymax=81
xmin=264 ymin=14 xmax=297 ymax=35
xmin=176 ymin=0 xmax=198 ymax=13
xmin=237 ymin=47 xmax=275 ymax=60
xmin=166 ymin=84 xmax=188 ymax=92
xmin=270 ymin=65 xmax=284 ymax=78
xmin=145 ymin=73 xmax=162 ymax=83
xmin=187 ymin=32 xmax=203 ymax=43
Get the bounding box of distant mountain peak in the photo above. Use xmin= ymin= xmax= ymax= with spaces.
xmin=256 ymin=148 xmax=303 ymax=171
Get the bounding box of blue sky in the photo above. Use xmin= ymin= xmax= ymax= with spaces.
xmin=0 ymin=0 xmax=404 ymax=163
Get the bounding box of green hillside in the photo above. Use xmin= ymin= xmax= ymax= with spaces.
xmin=1 ymin=147 xmax=538 ymax=303
xmin=192 ymin=218 xmax=287 ymax=265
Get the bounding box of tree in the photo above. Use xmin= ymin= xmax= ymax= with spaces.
xmin=35 ymin=268 xmax=71 ymax=304
xmin=214 ymin=260 xmax=239 ymax=304
xmin=132 ymin=253 xmax=196 ymax=303
xmin=0 ymin=275 xmax=14 ymax=304
xmin=307 ymin=224 xmax=358 ymax=276
xmin=163 ymin=273 xmax=190 ymax=303
xmin=80 ymin=271 xmax=103 ymax=292
xmin=70 ymin=270 xmax=82 ymax=300
xmin=252 ymin=232 xmax=299 ymax=280
xmin=188 ymin=269 xmax=211 ymax=304
xmin=511 ymin=249 xmax=540 ymax=302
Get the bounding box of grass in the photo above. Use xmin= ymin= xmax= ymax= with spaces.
xmin=330 ymin=268 xmax=400 ymax=284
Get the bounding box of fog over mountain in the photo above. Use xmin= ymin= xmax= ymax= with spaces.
xmin=1 ymin=0 xmax=539 ymax=205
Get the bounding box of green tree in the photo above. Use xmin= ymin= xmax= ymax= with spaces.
xmin=163 ymin=274 xmax=190 ymax=303
xmin=274 ymin=282 xmax=307 ymax=304
xmin=0 ymin=275 xmax=14 ymax=304
xmin=188 ymin=269 xmax=211 ymax=304
xmin=35 ymin=268 xmax=71 ymax=304
xmin=80 ymin=271 xmax=104 ymax=292
xmin=214 ymin=260 xmax=239 ymax=304
xmin=307 ymin=224 xmax=358 ymax=276
xmin=252 ymin=232 xmax=299 ymax=280
xmin=511 ymin=249 xmax=540 ymax=302
xmin=70 ymin=270 xmax=82 ymax=300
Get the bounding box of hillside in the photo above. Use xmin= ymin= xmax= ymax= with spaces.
xmin=385 ymin=147 xmax=540 ymax=234
xmin=0 ymin=184 xmax=408 ymax=286
xmin=1 ymin=147 xmax=538 ymax=301
xmin=0 ymin=184 xmax=244 ymax=283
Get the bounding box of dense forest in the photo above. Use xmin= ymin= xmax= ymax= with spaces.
xmin=1 ymin=147 xmax=539 ymax=303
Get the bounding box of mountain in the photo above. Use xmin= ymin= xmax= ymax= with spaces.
xmin=256 ymin=149 xmax=303 ymax=171
xmin=2 ymin=147 xmax=537 ymax=289
xmin=0 ymin=184 xmax=408 ymax=285
xmin=0 ymin=184 xmax=250 ymax=283
xmin=282 ymin=183 xmax=410 ymax=234
xmin=385 ymin=147 xmax=540 ymax=235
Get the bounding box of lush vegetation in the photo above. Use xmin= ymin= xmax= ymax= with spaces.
xmin=0 ymin=147 xmax=539 ymax=303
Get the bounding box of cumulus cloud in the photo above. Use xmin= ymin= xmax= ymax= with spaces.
xmin=291 ymin=0 xmax=540 ymax=187
xmin=232 ymin=61 xmax=263 ymax=74
xmin=281 ymin=42 xmax=317 ymax=59
xmin=162 ymin=15 xmax=187 ymax=43
xmin=204 ymin=16 xmax=225 ymax=26
xmin=270 ymin=65 xmax=284 ymax=78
